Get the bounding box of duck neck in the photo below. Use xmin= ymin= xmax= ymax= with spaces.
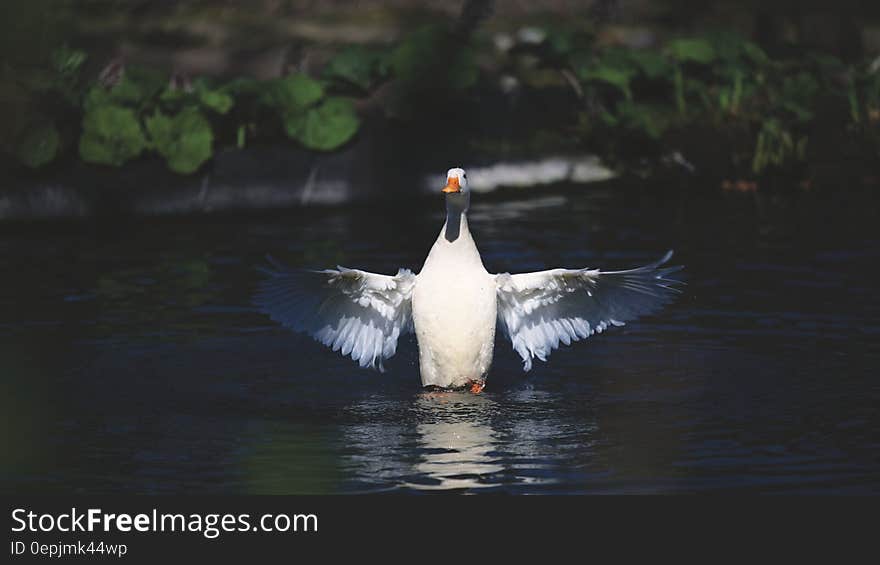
xmin=443 ymin=192 xmax=470 ymax=243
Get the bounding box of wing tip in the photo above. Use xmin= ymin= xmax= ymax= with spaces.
xmin=651 ymin=250 xmax=685 ymax=287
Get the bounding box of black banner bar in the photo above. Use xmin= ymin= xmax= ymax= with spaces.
xmin=2 ymin=496 xmax=873 ymax=561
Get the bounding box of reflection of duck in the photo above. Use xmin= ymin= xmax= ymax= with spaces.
xmin=340 ymin=393 xmax=502 ymax=491
xmin=341 ymin=390 xmax=600 ymax=492
xmin=408 ymin=393 xmax=502 ymax=491
xmin=256 ymin=167 xmax=683 ymax=391
xmin=411 ymin=419 xmax=502 ymax=491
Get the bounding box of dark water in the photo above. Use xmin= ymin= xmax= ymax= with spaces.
xmin=2 ymin=185 xmax=878 ymax=494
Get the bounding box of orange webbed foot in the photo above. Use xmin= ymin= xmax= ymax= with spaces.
xmin=469 ymin=380 xmax=485 ymax=394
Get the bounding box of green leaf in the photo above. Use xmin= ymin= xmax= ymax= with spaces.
xmin=705 ymin=31 xmax=748 ymax=62
xmin=199 ymin=89 xmax=234 ymax=114
xmin=236 ymin=124 xmax=247 ymax=149
xmin=742 ymin=42 xmax=769 ymax=66
xmin=17 ymin=121 xmax=59 ymax=168
xmin=145 ymin=108 xmax=213 ymax=174
xmin=51 ymin=45 xmax=87 ymax=78
xmin=79 ymin=105 xmax=147 ymax=166
xmin=83 ymin=85 xmax=111 ymax=112
xmin=702 ymin=31 xmax=767 ymax=80
xmin=614 ymin=100 xmax=668 ymax=139
xmin=666 ymin=38 xmax=716 ymax=64
xmin=84 ymin=67 xmax=166 ymax=111
xmin=323 ymin=46 xmax=385 ymax=90
xmin=110 ymin=79 xmax=150 ymax=106
xmin=598 ymin=48 xmax=635 ymax=71
xmin=627 ymin=50 xmax=671 ymax=79
xmin=285 ymin=97 xmax=359 ymax=151
xmin=586 ymin=47 xmax=670 ymax=86
xmin=264 ymin=73 xmax=324 ymax=112
xmin=782 ymin=101 xmax=814 ymax=122
xmin=158 ymin=86 xmax=188 ymax=105
xmin=674 ymin=66 xmax=685 ymax=115
xmin=598 ymin=108 xmax=618 ymax=127
xmin=751 ymin=118 xmax=806 ymax=174
xmin=578 ymin=66 xmax=634 ymax=99
xmin=114 ymin=67 xmax=166 ymax=106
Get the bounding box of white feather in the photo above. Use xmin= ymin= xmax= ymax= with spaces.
xmin=495 ymin=251 xmax=683 ymax=371
xmin=255 ymin=261 xmax=416 ymax=371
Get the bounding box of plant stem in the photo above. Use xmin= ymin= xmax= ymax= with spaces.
xmin=674 ymin=65 xmax=685 ymax=116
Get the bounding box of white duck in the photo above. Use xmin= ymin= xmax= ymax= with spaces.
xmin=256 ymin=167 xmax=682 ymax=393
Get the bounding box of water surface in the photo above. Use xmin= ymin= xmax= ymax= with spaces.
xmin=2 ymin=185 xmax=878 ymax=493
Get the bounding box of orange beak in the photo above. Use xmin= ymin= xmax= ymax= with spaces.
xmin=441 ymin=176 xmax=461 ymax=193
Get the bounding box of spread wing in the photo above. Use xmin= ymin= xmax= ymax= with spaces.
xmin=254 ymin=257 xmax=416 ymax=371
xmin=495 ymin=251 xmax=683 ymax=371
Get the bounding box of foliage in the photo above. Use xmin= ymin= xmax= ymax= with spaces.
xmin=79 ymin=105 xmax=148 ymax=166
xmin=84 ymin=68 xmax=167 ymax=111
xmin=752 ymin=119 xmax=808 ymax=174
xmin=578 ymin=65 xmax=635 ymax=99
xmin=197 ymin=88 xmax=234 ymax=115
xmin=666 ymin=38 xmax=716 ymax=64
xmin=0 ymin=43 xmax=88 ymax=168
xmin=52 ymin=63 xmax=361 ymax=173
xmin=606 ymin=101 xmax=669 ymax=140
xmin=323 ymin=46 xmax=387 ymax=91
xmin=263 ymin=74 xmax=324 ymax=114
xmin=283 ymin=97 xmax=360 ymax=151
xmin=49 ymin=45 xmax=88 ymax=104
xmin=6 ymin=18 xmax=878 ymax=186
xmin=539 ymin=27 xmax=870 ymax=180
xmin=17 ymin=121 xmax=60 ymax=168
xmin=257 ymin=73 xmax=360 ymax=151
xmin=844 ymin=62 xmax=880 ymax=161
xmin=145 ymin=109 xmax=213 ymax=174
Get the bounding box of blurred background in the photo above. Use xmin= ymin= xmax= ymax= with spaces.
xmin=1 ymin=0 xmax=879 ymax=215
xmin=1 ymin=2 xmax=879 ymax=494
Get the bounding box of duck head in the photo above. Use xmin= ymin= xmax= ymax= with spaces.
xmin=441 ymin=167 xmax=469 ymax=242
xmin=442 ymin=167 xmax=469 ymax=194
